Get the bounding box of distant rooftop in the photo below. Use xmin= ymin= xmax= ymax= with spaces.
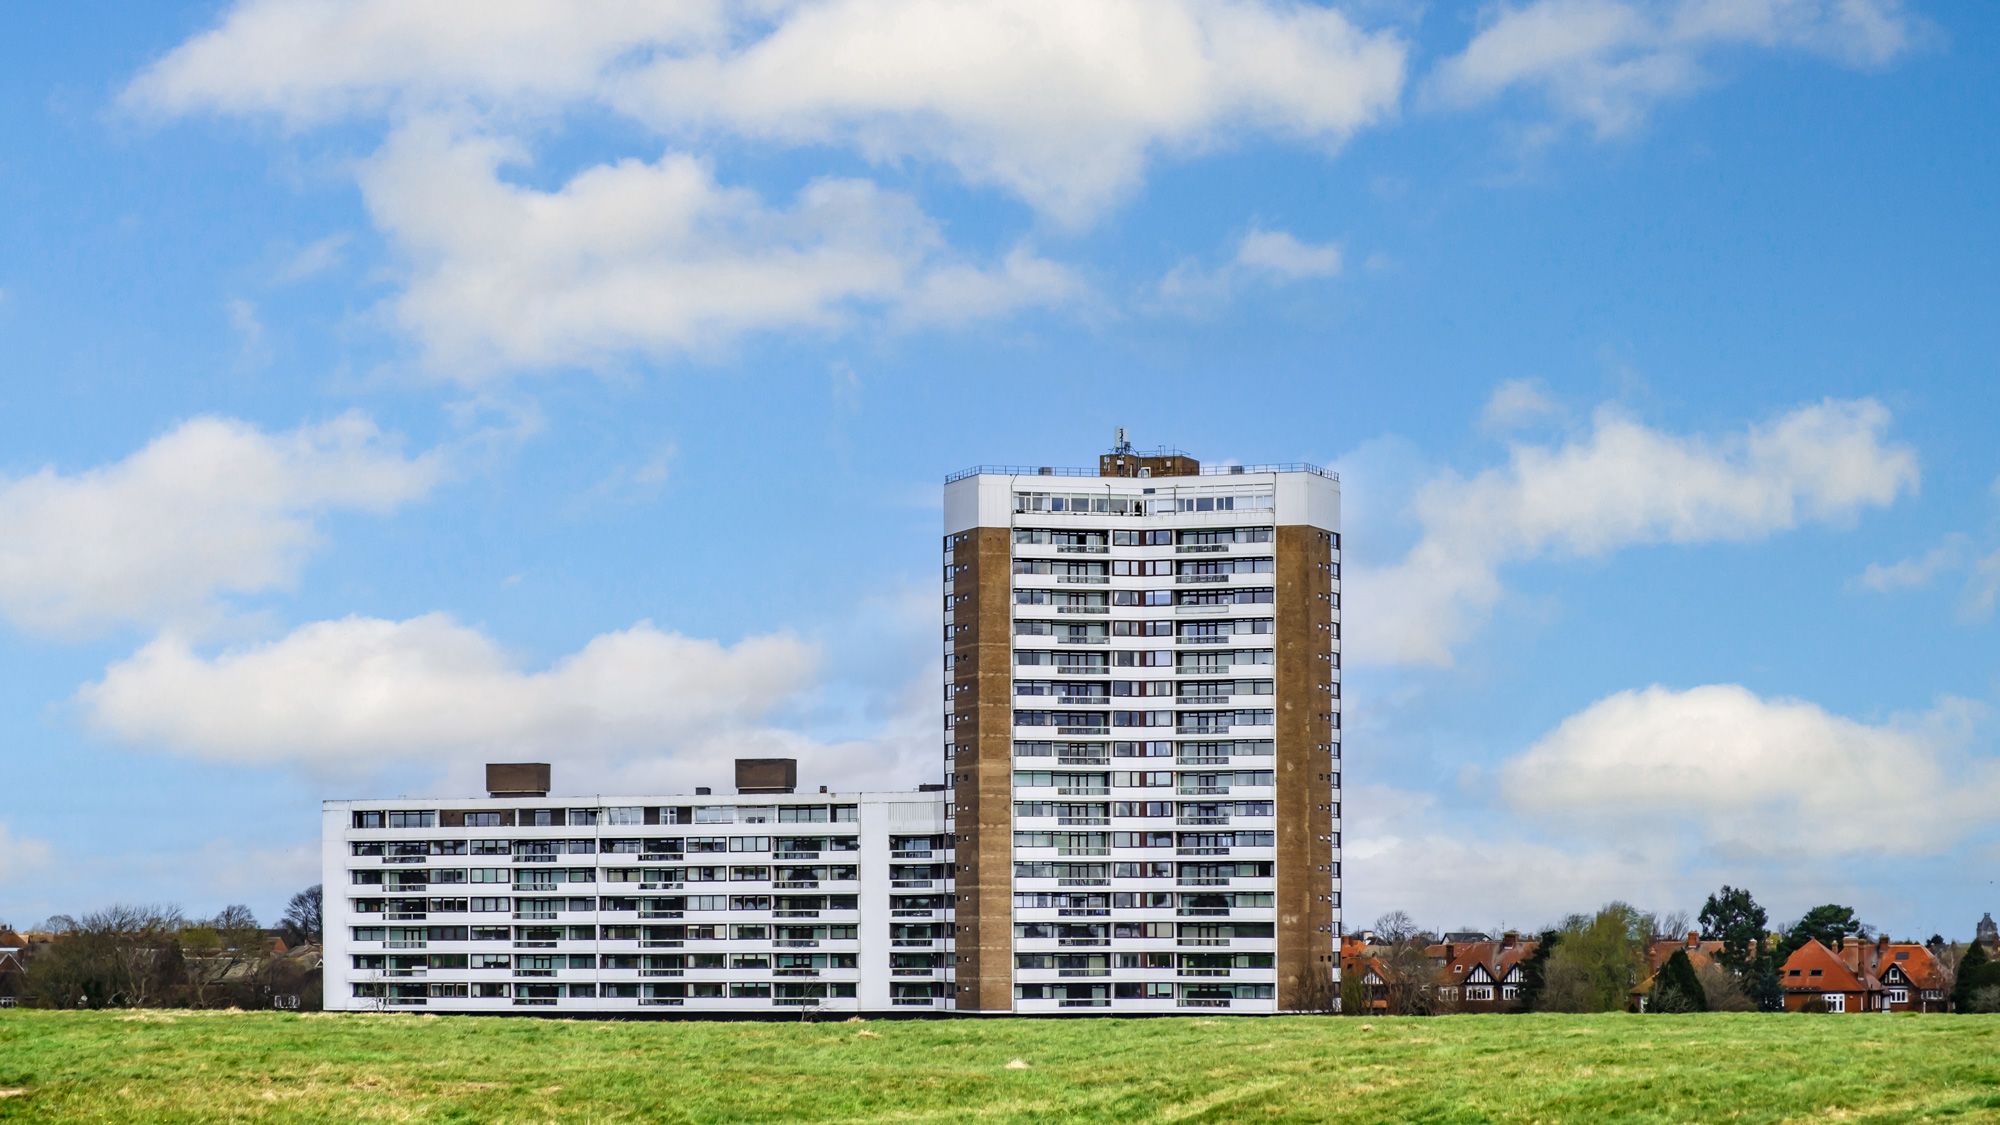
xmin=946 ymin=449 xmax=1335 ymax=484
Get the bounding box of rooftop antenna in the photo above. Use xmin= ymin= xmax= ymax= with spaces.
xmin=1114 ymin=426 xmax=1131 ymax=455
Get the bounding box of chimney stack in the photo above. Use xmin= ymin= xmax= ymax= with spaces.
xmin=485 ymin=763 xmax=550 ymax=798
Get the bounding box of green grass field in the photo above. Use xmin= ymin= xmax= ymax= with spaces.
xmin=2 ymin=1010 xmax=1998 ymax=1123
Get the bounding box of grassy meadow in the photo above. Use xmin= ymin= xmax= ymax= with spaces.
xmin=1 ymin=1009 xmax=1997 ymax=1122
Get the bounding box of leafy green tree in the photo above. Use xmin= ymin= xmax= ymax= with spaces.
xmin=1954 ymin=941 xmax=1992 ymax=1013
xmin=1518 ymin=930 xmax=1559 ymax=1012
xmin=1699 ymin=886 xmax=1769 ymax=972
xmin=1747 ymin=951 xmax=1786 ymax=1012
xmin=1787 ymin=904 xmax=1867 ymax=951
xmin=1541 ymin=903 xmax=1650 ymax=1013
xmin=1648 ymin=949 xmax=1708 ymax=1013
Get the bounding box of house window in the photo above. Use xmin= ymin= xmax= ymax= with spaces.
xmin=1823 ymin=993 xmax=1846 ymax=1013
xmin=1886 ymin=989 xmax=1908 ymax=1005
xmin=1465 ymin=986 xmax=1493 ymax=1001
xmin=1501 ymin=985 xmax=1519 ymax=1000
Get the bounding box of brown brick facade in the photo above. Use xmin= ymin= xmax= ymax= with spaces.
xmin=948 ymin=526 xmax=1016 ymax=1012
xmin=1273 ymin=525 xmax=1336 ymax=1009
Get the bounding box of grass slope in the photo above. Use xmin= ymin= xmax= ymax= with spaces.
xmin=2 ymin=1011 xmax=1998 ymax=1123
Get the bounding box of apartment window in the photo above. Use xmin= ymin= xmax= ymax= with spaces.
xmin=465 ymin=812 xmax=502 ymax=827
xmin=469 ymin=897 xmax=508 ymax=912
xmin=352 ymin=811 xmax=384 ymax=829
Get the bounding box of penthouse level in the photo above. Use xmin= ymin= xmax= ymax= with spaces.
xmin=322 ymin=761 xmax=952 ymax=1015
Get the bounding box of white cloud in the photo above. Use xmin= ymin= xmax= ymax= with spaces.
xmin=1855 ymin=535 xmax=1967 ymax=593
xmin=362 ymin=121 xmax=1080 ymax=375
xmin=130 ymin=0 xmax=1406 ymax=225
xmin=1158 ymin=226 xmax=1342 ymax=308
xmin=274 ymin=232 xmax=350 ymax=284
xmin=1855 ymin=533 xmax=2000 ymax=622
xmin=224 ymin=297 xmax=268 ymax=368
xmin=1478 ymin=377 xmax=1561 ymax=432
xmin=1225 ymin=228 xmax=1343 ymax=280
xmin=1966 ymin=548 xmax=2000 ymax=622
xmin=1429 ymin=0 xmax=1920 ymax=135
xmin=0 ymin=414 xmax=443 ymax=638
xmin=1348 ymin=396 xmax=1918 ymax=666
xmin=1342 ymin=784 xmax=1698 ymax=929
xmin=0 ymin=822 xmax=54 ymax=885
xmin=77 ymin=613 xmax=940 ymax=794
xmin=80 ymin=615 xmax=813 ymax=766
xmin=1500 ymin=683 xmax=1998 ymax=856
xmin=125 ymin=0 xmax=728 ymax=123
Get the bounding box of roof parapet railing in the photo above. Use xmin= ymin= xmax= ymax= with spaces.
xmin=944 ymin=463 xmax=1335 ymax=484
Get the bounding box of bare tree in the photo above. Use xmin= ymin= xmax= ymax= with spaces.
xmin=1655 ymin=910 xmax=1692 ymax=941
xmin=1694 ymin=961 xmax=1755 ymax=1011
xmin=280 ymin=886 xmax=323 ymax=947
xmin=1370 ymin=912 xmax=1436 ymax=1016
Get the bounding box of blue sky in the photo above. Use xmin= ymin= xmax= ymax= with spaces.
xmin=2 ymin=0 xmax=1997 ymax=940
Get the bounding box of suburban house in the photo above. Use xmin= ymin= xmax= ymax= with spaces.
xmin=0 ymin=929 xmax=27 ymax=1007
xmin=1427 ymin=934 xmax=1537 ymax=1012
xmin=1870 ymin=940 xmax=1950 ymax=1012
xmin=1780 ymin=938 xmax=1883 ymax=1013
xmin=1631 ymin=932 xmax=1728 ymax=1010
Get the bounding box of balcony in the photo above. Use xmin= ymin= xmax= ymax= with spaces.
xmin=1175 ymin=544 xmax=1228 ymax=554
xmin=1177 ymin=877 xmax=1231 ymax=887
xmin=385 ymin=940 xmax=427 ymax=950
xmin=639 ymin=997 xmax=686 ymax=1007
xmin=1056 ymin=847 xmax=1109 ymax=857
xmin=1057 ymin=754 xmax=1110 ymax=766
xmin=774 ymin=850 xmax=821 ymax=861
xmin=891 ymin=849 xmax=934 ymax=860
xmin=1055 ymin=727 xmax=1109 ymax=738
xmin=1056 ymin=786 xmax=1109 ymax=797
xmin=1057 ymin=575 xmax=1109 ymax=585
xmin=639 ymin=939 xmax=684 ymax=948
xmin=1055 ymin=606 xmax=1108 ymax=615
xmin=1174 ymin=575 xmax=1228 ymax=584
xmin=512 ymin=997 xmax=558 ymax=1007
xmin=383 ymin=997 xmax=428 ymax=1007
xmin=639 ymin=853 xmax=685 ymax=863
xmin=1182 ymin=998 xmax=1232 ymax=1008
xmin=773 ymin=909 xmax=821 ymax=919
xmin=639 ymin=909 xmax=684 ymax=920
xmin=1177 ymin=815 xmax=1230 ymax=827
xmin=1057 ymin=816 xmax=1110 ymax=827
xmin=774 ymin=880 xmax=820 ymax=890
xmin=1177 ymin=636 xmax=1228 ymax=645
xmin=512 ymin=910 xmax=557 ymax=921
xmin=775 ymin=939 xmax=821 ymax=949
xmin=891 ymin=879 xmax=935 ymax=890
xmin=639 ymin=881 xmax=684 ymax=891
xmin=1056 ymin=877 xmax=1109 ymax=887
xmin=640 ymin=969 xmax=685 ymax=977
xmin=1059 ymin=998 xmax=1111 ymax=1008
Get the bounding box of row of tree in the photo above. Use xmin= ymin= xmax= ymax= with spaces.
xmin=4 ymin=886 xmax=322 ymax=1011
xmin=1343 ymin=885 xmax=2000 ymax=1015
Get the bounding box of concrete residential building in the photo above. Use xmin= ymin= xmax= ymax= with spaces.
xmin=942 ymin=440 xmax=1342 ymax=1013
xmin=322 ymin=439 xmax=1340 ymax=1016
xmin=322 ymin=761 xmax=953 ymax=1014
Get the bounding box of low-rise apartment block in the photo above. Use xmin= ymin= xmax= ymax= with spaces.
xmin=323 ymin=761 xmax=952 ymax=1014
